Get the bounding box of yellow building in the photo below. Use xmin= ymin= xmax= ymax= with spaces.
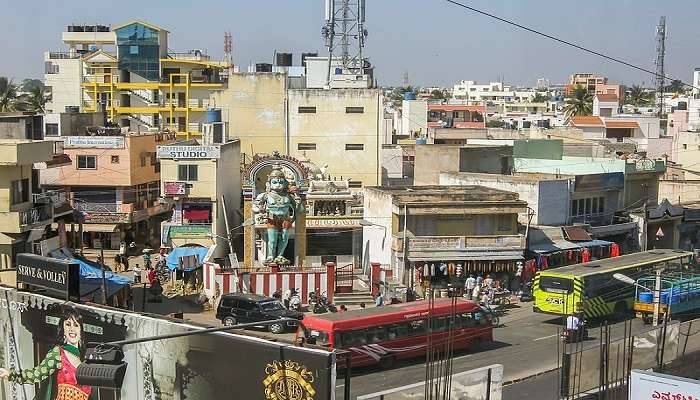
xmin=45 ymin=21 xmax=227 ymax=139
xmin=157 ymin=140 xmax=241 ymax=259
xmin=0 ymin=140 xmax=56 ymax=268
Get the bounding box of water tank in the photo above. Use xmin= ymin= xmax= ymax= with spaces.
xmin=301 ymin=52 xmax=318 ymax=67
xmin=275 ymin=52 xmax=293 ymax=67
xmin=522 ymin=121 xmax=531 ymax=129
xmin=205 ymin=108 xmax=222 ymax=123
xmin=678 ymin=101 xmax=688 ymax=110
xmin=335 ymin=67 xmax=343 ymax=75
xmin=404 ymin=92 xmax=417 ymax=100
xmin=255 ymin=63 xmax=272 ymax=73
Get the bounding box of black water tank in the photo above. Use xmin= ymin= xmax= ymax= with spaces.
xmin=678 ymin=101 xmax=688 ymax=110
xmin=255 ymin=63 xmax=272 ymax=73
xmin=276 ymin=52 xmax=293 ymax=67
xmin=301 ymin=52 xmax=318 ymax=67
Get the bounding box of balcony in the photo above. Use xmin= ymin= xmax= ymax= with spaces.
xmin=74 ymin=201 xmax=170 ymax=224
xmin=0 ymin=204 xmax=53 ymax=233
xmin=33 ymin=190 xmax=72 ymax=216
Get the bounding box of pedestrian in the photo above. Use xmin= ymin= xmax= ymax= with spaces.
xmin=359 ymin=303 xmax=366 ymax=309
xmin=282 ymin=289 xmax=291 ymax=309
xmin=483 ymin=274 xmax=494 ymax=289
xmin=113 ymin=255 xmax=122 ymax=273
xmin=133 ymin=263 xmax=141 ymax=284
xmin=147 ymin=267 xmax=156 ymax=285
xmin=465 ymin=274 xmax=476 ymax=300
xmin=476 ymin=274 xmax=483 ymax=287
xmin=375 ymin=293 xmax=384 ymax=307
xmin=472 ymin=284 xmax=481 ymax=302
xmin=123 ymin=255 xmax=130 ymax=272
xmin=338 ymin=305 xmax=347 ymax=313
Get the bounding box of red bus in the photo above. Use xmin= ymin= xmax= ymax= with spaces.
xmin=299 ymin=298 xmax=494 ymax=369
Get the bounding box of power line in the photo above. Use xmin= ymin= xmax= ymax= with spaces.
xmin=443 ymin=0 xmax=699 ymax=92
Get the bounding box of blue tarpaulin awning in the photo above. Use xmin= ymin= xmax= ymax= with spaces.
xmin=166 ymin=246 xmax=209 ymax=271
xmin=73 ymin=258 xmax=131 ymax=299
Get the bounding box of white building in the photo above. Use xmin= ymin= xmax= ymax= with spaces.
xmin=452 ymin=80 xmax=536 ymax=103
xmin=401 ymin=99 xmax=427 ymax=136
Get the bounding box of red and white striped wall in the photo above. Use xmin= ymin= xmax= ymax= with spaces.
xmin=203 ymin=262 xmax=336 ymax=303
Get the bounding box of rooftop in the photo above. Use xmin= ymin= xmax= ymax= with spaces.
xmin=568 ymin=116 xmax=604 ymax=127
xmin=605 ymin=120 xmax=639 ymax=129
xmin=595 ymin=94 xmax=619 ymax=102
xmin=442 ymin=171 xmax=573 ymax=182
xmin=366 ymin=185 xmax=526 ymax=204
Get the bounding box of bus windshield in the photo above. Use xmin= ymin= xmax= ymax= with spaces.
xmin=540 ymin=276 xmax=574 ymax=294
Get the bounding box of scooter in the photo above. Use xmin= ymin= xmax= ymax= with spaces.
xmin=310 ymin=291 xmax=337 ymax=313
xmin=561 ymin=322 xmax=588 ymax=343
xmin=519 ymin=282 xmax=534 ymax=302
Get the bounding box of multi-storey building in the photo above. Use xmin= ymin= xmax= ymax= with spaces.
xmin=452 ymin=80 xmax=536 ymax=103
xmin=44 ymin=20 xmax=228 ymax=139
xmin=40 ymin=131 xmax=173 ymax=249
xmin=566 ymin=73 xmax=608 ymax=94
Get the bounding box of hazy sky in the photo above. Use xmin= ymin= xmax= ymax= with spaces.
xmin=2 ymin=0 xmax=699 ymax=87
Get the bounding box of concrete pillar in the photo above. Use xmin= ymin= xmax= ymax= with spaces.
xmin=325 ymin=262 xmax=335 ymax=302
xmin=295 ymin=209 xmax=306 ymax=267
xmin=371 ymin=262 xmax=381 ymax=297
xmin=243 ymin=200 xmax=254 ymax=269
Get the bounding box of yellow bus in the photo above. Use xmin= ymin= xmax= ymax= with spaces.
xmin=533 ymin=250 xmax=695 ymax=318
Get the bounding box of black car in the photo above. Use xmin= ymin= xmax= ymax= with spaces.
xmin=216 ymin=293 xmax=303 ymax=334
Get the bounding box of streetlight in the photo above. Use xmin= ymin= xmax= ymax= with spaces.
xmin=359 ymin=219 xmax=387 ymax=249
xmin=614 ymin=271 xmax=664 ymax=326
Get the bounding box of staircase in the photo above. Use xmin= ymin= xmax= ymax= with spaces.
xmin=127 ymin=114 xmax=155 ymax=128
xmin=333 ymin=271 xmax=374 ymax=306
xmin=126 ymin=89 xmax=157 ymax=105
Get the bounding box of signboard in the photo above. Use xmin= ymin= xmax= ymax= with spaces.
xmin=82 ymin=212 xmax=130 ymax=224
xmin=168 ymin=225 xmax=212 ymax=238
xmin=164 ymin=181 xmax=187 ymax=196
xmin=0 ymin=287 xmax=337 ymax=400
xmin=16 ymin=254 xmax=80 ymax=299
xmin=157 ymin=145 xmax=220 ymax=159
xmin=574 ymin=172 xmax=625 ymax=191
xmin=64 ymin=136 xmax=125 ymax=149
xmin=630 ymin=370 xmax=700 ymax=400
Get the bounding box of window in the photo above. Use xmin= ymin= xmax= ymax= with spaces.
xmin=45 ymin=123 xmax=59 ymax=136
xmin=598 ymin=196 xmax=605 ymax=214
xmin=237 ymin=300 xmax=258 ymax=311
xmin=140 ymin=156 xmax=146 ymax=167
xmin=178 ymin=164 xmax=198 ymax=181
xmin=345 ymin=144 xmax=364 ymax=151
xmin=407 ymin=319 xmax=427 ymax=336
xmin=346 ymin=106 xmax=364 ymax=114
xmin=683 ymin=144 xmax=688 ymax=150
xmin=221 ymin=298 xmax=237 ymax=308
xmin=44 ymin=61 xmax=59 ymax=74
xmin=77 ymin=155 xmax=97 ymax=169
xmin=348 ymin=181 xmax=363 ymax=188
xmin=297 ymin=143 xmax=317 ymax=151
xmin=298 ymin=106 xmax=316 ymax=114
xmin=129 ymin=45 xmax=139 ymax=55
xmin=498 ymin=214 xmax=511 ymax=231
xmin=111 ymin=155 xmax=120 ymax=164
xmin=10 ymin=179 xmax=29 ymax=204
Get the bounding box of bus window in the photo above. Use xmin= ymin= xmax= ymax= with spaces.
xmin=408 ymin=320 xmax=427 ymax=336
xmin=460 ymin=313 xmax=477 ymax=328
xmin=367 ymin=326 xmax=388 ymax=343
xmin=431 ymin=317 xmax=447 ymax=332
xmin=336 ymin=332 xmax=353 ymax=348
xmin=540 ymin=276 xmax=574 ymax=294
xmin=352 ymin=330 xmax=368 ymax=346
xmin=388 ymin=323 xmax=408 ymax=339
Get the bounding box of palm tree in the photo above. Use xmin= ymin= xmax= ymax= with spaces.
xmin=562 ymin=85 xmax=593 ymax=118
xmin=0 ymin=77 xmax=20 ymax=112
xmin=531 ymin=92 xmax=550 ymax=103
xmin=20 ymin=85 xmax=48 ymax=113
xmin=627 ymin=85 xmax=652 ymax=107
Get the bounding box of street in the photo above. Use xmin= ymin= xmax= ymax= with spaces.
xmin=335 ymin=303 xmax=647 ymax=399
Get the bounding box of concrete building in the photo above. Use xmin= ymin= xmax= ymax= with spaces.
xmin=427 ymin=104 xmax=485 ymax=129
xmin=439 ymin=171 xmax=625 ymax=227
xmin=413 ymin=145 xmax=513 ymax=186
xmin=566 ymin=115 xmax=670 ymax=158
xmin=595 ymin=84 xmax=625 ymax=105
xmin=40 ymin=132 xmax=173 ymax=249
xmin=401 ymin=99 xmax=427 ymax=136
xmin=593 ymin=94 xmax=620 ymax=117
xmin=0 ymin=113 xmax=44 ymax=140
xmin=45 ymin=21 xmax=227 ymax=138
xmin=672 ymin=132 xmax=700 ymax=175
xmin=362 ymin=186 xmax=527 ymax=285
xmin=451 ymin=81 xmax=535 ymax=103
xmin=43 ymin=111 xmax=106 ymax=139
xmin=0 ymin=140 xmax=56 ymax=268
xmin=157 ymin=140 xmax=241 ymax=260
xmin=304 ymin=56 xmax=374 ymax=89
xmin=567 ymin=73 xmax=607 ymax=94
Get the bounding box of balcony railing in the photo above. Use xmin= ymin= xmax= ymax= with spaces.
xmin=19 ymin=205 xmax=53 ymax=226
xmin=394 ymin=234 xmax=526 ymax=252
xmin=33 ymin=191 xmax=68 ymax=208
xmin=74 ymin=202 xmax=120 ymax=213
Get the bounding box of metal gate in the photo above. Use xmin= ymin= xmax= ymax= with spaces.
xmin=335 ymin=263 xmax=354 ymax=293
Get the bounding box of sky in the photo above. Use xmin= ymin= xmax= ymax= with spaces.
xmin=1 ymin=0 xmax=699 ymax=88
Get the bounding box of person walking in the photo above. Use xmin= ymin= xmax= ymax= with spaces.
xmin=465 ymin=274 xmax=477 ymax=300
xmin=133 ymin=263 xmax=141 ymax=284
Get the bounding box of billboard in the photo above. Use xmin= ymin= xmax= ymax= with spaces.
xmin=15 ymin=253 xmax=80 ymax=300
xmin=156 ymin=145 xmax=220 ymax=159
xmin=0 ymin=287 xmax=335 ymax=400
xmin=64 ymin=136 xmax=125 ymax=149
xmin=630 ymin=370 xmax=700 ymax=400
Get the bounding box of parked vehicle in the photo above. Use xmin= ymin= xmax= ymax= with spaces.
xmin=561 ymin=321 xmax=588 ymax=343
xmin=309 ymin=291 xmax=337 ymax=314
xmin=216 ymin=293 xmax=303 ymax=334
xmin=299 ymin=298 xmax=494 ymax=369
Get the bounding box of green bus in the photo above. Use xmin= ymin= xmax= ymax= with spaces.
xmin=533 ymin=249 xmax=695 ymax=318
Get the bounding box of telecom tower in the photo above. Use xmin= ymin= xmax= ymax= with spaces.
xmin=322 ymin=0 xmax=368 ymax=86
xmin=654 ymin=16 xmax=667 ymax=118
xmin=223 ymin=32 xmax=233 ymax=67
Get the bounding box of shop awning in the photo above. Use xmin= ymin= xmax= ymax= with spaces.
xmin=408 ymin=251 xmax=524 ymax=262
xmin=81 ymin=223 xmax=120 ymax=232
xmin=563 ymin=226 xmax=592 ymax=241
xmin=530 ymin=239 xmax=612 ymax=254
xmin=166 ymin=246 xmax=209 ymax=271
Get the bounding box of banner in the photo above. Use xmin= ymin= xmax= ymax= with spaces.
xmin=15 ymin=253 xmax=80 ymax=299
xmin=156 ymin=145 xmax=220 ymax=159
xmin=64 ymin=136 xmax=125 ymax=149
xmin=0 ymin=288 xmax=336 ymax=400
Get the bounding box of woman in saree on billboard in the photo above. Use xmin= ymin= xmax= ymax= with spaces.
xmin=0 ymin=307 xmax=92 ymax=400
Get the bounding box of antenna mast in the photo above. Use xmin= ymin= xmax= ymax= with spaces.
xmin=654 ymin=16 xmax=667 ymax=119
xmin=322 ymin=0 xmax=368 ymax=86
xmin=223 ymin=31 xmax=233 ymax=67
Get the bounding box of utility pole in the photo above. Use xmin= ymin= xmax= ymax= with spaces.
xmin=654 ymin=16 xmax=667 ymax=119
xmin=100 ymin=237 xmax=108 ymax=305
xmin=652 ymin=268 xmax=663 ymax=326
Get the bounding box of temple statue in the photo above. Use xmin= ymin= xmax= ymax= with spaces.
xmin=253 ymin=166 xmax=303 ymax=265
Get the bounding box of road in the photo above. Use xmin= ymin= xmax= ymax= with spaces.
xmin=335 ymin=303 xmax=647 ymax=399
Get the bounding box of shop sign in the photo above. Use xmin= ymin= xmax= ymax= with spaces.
xmin=16 ymin=254 xmax=80 ymax=299
xmin=630 ymin=370 xmax=700 ymax=400
xmin=164 ymin=181 xmax=187 ymax=196
xmin=410 ymin=237 xmax=462 ymax=250
xmin=156 ymin=145 xmax=220 ymax=159
xmin=305 ymin=218 xmax=362 ymax=228
xmin=169 ymin=225 xmax=212 ymax=238
xmin=83 ymin=212 xmax=130 ymax=224
xmin=64 ymin=136 xmax=125 ymax=149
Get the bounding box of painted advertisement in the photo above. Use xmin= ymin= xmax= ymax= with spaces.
xmin=63 ymin=136 xmax=125 ymax=149
xmin=156 ymin=146 xmax=220 ymax=159
xmin=0 ymin=287 xmax=336 ymax=400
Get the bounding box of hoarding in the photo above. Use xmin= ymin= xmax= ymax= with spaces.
xmin=156 ymin=145 xmax=220 ymax=159
xmin=64 ymin=136 xmax=125 ymax=149
xmin=15 ymin=253 xmax=80 ymax=299
xmin=164 ymin=181 xmax=187 ymax=196
xmin=0 ymin=288 xmax=336 ymax=400
xmin=630 ymin=370 xmax=700 ymax=400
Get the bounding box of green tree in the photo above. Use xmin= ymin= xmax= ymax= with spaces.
xmin=486 ymin=119 xmax=506 ymax=128
xmin=562 ymin=85 xmax=593 ymax=118
xmin=430 ymin=89 xmax=450 ymax=99
xmin=627 ymin=85 xmax=653 ymax=107
xmin=389 ymin=86 xmax=416 ymax=107
xmin=19 ymin=85 xmax=48 ymax=113
xmin=531 ymin=92 xmax=550 ymax=103
xmin=0 ymin=77 xmax=20 ymax=112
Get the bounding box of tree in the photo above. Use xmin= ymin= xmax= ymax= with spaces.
xmin=562 ymin=85 xmax=593 ymax=118
xmin=627 ymin=85 xmax=653 ymax=107
xmin=0 ymin=77 xmax=20 ymax=112
xmin=430 ymin=89 xmax=450 ymax=100
xmin=389 ymin=86 xmax=416 ymax=107
xmin=486 ymin=119 xmax=505 ymax=128
xmin=531 ymin=92 xmax=550 ymax=103
xmin=664 ymin=79 xmax=685 ymax=93
xmin=19 ymin=85 xmax=48 ymax=113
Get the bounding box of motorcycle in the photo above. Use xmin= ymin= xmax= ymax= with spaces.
xmin=519 ymin=281 xmax=534 ymax=302
xmin=309 ymin=291 xmax=337 ymax=314
xmin=561 ymin=321 xmax=588 ymax=343
xmin=289 ymin=289 xmax=305 ymax=312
